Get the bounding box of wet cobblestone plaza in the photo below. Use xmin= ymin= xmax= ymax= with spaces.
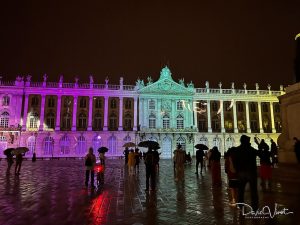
xmin=1 ymin=159 xmax=300 ymax=225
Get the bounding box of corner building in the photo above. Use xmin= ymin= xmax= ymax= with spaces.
xmin=0 ymin=67 xmax=283 ymax=158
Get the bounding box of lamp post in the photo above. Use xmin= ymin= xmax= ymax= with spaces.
xmin=32 ymin=132 xmax=38 ymax=162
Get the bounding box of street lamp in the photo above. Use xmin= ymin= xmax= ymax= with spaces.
xmin=32 ymin=132 xmax=38 ymax=162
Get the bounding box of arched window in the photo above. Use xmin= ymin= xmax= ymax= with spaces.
xmin=110 ymin=98 xmax=117 ymax=109
xmin=46 ymin=112 xmax=55 ymax=129
xmin=109 ymin=112 xmax=117 ymax=130
xmin=93 ymin=113 xmax=102 ymax=130
xmin=44 ymin=136 xmax=54 ymax=155
xmin=78 ymin=112 xmax=87 ymax=129
xmin=76 ymin=135 xmax=86 ymax=156
xmin=48 ymin=97 xmax=55 ymax=108
xmin=213 ymin=137 xmax=221 ymax=151
xmin=62 ymin=113 xmax=71 ymax=130
xmin=31 ymin=96 xmax=39 ymax=107
xmin=149 ymin=114 xmax=156 ymax=129
xmin=95 ymin=98 xmax=102 ymax=108
xmin=176 ymin=114 xmax=184 ymax=129
xmin=27 ymin=136 xmax=36 ymax=155
xmin=29 ymin=112 xmax=39 ymax=129
xmin=0 ymin=136 xmax=8 ymax=153
xmin=162 ymin=114 xmax=170 ymax=129
xmin=226 ymin=136 xmax=235 ymax=150
xmin=124 ymin=113 xmax=132 ymax=130
xmin=176 ymin=136 xmax=186 ymax=150
xmin=60 ymin=134 xmax=70 ymax=155
xmin=2 ymin=95 xmax=10 ymax=106
xmin=149 ymin=99 xmax=155 ymax=110
xmin=92 ymin=135 xmax=102 ymax=154
xmin=177 ymin=101 xmax=183 ymax=110
xmin=199 ymin=136 xmax=208 ymax=146
xmin=0 ymin=111 xmax=9 ymax=128
xmin=79 ymin=98 xmax=87 ymax=108
xmin=125 ymin=99 xmax=132 ymax=109
xmin=108 ymin=135 xmax=117 ymax=155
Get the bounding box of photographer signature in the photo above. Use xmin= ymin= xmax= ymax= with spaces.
xmin=236 ymin=203 xmax=294 ymax=219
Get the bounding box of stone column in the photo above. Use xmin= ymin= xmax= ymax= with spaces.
xmin=193 ymin=100 xmax=198 ymax=130
xmin=257 ymin=102 xmax=264 ymax=133
xmin=71 ymin=96 xmax=78 ymax=131
xmin=139 ymin=97 xmax=143 ymax=128
xmin=87 ymin=96 xmax=93 ymax=131
xmin=133 ymin=96 xmax=138 ymax=131
xmin=207 ymin=100 xmax=212 ymax=133
xmin=55 ymin=95 xmax=61 ymax=131
xmin=103 ymin=96 xmax=109 ymax=131
xmin=39 ymin=94 xmax=46 ymax=131
xmin=270 ymin=102 xmax=276 ymax=133
xmin=157 ymin=99 xmax=161 ymax=128
xmin=245 ymin=101 xmax=251 ymax=133
xmin=233 ymin=101 xmax=238 ymax=133
xmin=22 ymin=94 xmax=29 ymax=131
xmin=118 ymin=97 xmax=123 ymax=131
xmin=172 ymin=100 xmax=176 ymax=128
xmin=220 ymin=100 xmax=225 ymax=133
xmin=144 ymin=99 xmax=148 ymax=128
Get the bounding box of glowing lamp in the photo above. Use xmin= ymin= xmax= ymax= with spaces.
xmin=295 ymin=33 xmax=300 ymax=40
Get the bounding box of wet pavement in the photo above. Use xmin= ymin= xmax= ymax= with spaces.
xmin=0 ymin=158 xmax=300 ymax=225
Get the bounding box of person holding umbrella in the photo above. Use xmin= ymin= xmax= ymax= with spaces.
xmin=11 ymin=147 xmax=29 ymax=175
xmin=98 ymin=147 xmax=108 ymax=165
xmin=195 ymin=144 xmax=208 ymax=175
xmin=4 ymin=148 xmax=14 ymax=174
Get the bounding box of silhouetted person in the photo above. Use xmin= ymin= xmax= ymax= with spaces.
xmin=6 ymin=151 xmax=14 ymax=174
xmin=293 ymin=137 xmax=300 ymax=163
xmin=210 ymin=147 xmax=221 ymax=187
xmin=224 ymin=148 xmax=238 ymax=206
xmin=174 ymin=144 xmax=186 ymax=182
xmin=123 ymin=147 xmax=129 ymax=165
xmin=85 ymin=147 xmax=96 ymax=188
xmin=144 ymin=148 xmax=159 ymax=192
xmin=257 ymin=142 xmax=272 ymax=190
xmin=15 ymin=153 xmax=24 ymax=175
xmin=232 ymin=135 xmax=259 ymax=211
xmin=270 ymin=139 xmax=278 ymax=167
xmin=134 ymin=148 xmax=140 ymax=172
xmin=195 ymin=148 xmax=205 ymax=174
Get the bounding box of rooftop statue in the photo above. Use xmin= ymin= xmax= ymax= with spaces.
xmin=267 ymin=84 xmax=271 ymax=90
xmin=59 ymin=75 xmax=63 ymax=83
xmin=75 ymin=77 xmax=79 ymax=84
xmin=231 ymin=82 xmax=235 ymax=89
xmin=89 ymin=75 xmax=94 ymax=84
xmin=120 ymin=77 xmax=124 ymax=86
xmin=187 ymin=81 xmax=194 ymax=89
xmin=218 ymin=82 xmax=222 ymax=89
xmin=179 ymin=78 xmax=185 ymax=87
xmin=16 ymin=76 xmax=23 ymax=82
xmin=105 ymin=76 xmax=109 ymax=85
xmin=255 ymin=83 xmax=259 ymax=90
xmin=43 ymin=74 xmax=48 ymax=82
xmin=135 ymin=78 xmax=145 ymax=89
xmin=243 ymin=83 xmax=247 ymax=90
xmin=159 ymin=66 xmax=173 ymax=80
xmin=147 ymin=76 xmax=153 ymax=85
xmin=26 ymin=75 xmax=32 ymax=82
xmin=205 ymin=81 xmax=209 ymax=89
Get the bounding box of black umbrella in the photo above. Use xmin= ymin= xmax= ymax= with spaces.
xmin=3 ymin=148 xmax=15 ymax=156
xmin=195 ymin=144 xmax=209 ymax=150
xmin=138 ymin=141 xmax=160 ymax=150
xmin=98 ymin=147 xmax=109 ymax=153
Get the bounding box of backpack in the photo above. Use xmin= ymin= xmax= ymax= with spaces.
xmin=85 ymin=156 xmax=92 ymax=166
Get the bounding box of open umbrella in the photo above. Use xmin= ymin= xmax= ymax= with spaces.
xmin=195 ymin=144 xmax=209 ymax=150
xmin=12 ymin=147 xmax=29 ymax=155
xmin=122 ymin=142 xmax=136 ymax=148
xmin=3 ymin=148 xmax=15 ymax=156
xmin=138 ymin=141 xmax=160 ymax=150
xmin=98 ymin=147 xmax=109 ymax=153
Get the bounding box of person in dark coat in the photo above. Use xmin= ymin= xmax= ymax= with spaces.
xmin=257 ymin=141 xmax=272 ymax=190
xmin=6 ymin=151 xmax=14 ymax=174
xmin=293 ymin=137 xmax=300 ymax=163
xmin=270 ymin=139 xmax=278 ymax=167
xmin=123 ymin=147 xmax=129 ymax=165
xmin=15 ymin=153 xmax=24 ymax=175
xmin=232 ymin=135 xmax=259 ymax=211
xmin=144 ymin=148 xmax=159 ymax=192
xmin=195 ymin=148 xmax=205 ymax=174
xmin=210 ymin=147 xmax=222 ymax=186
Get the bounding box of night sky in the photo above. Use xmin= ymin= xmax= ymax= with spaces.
xmin=1 ymin=1 xmax=300 ymax=89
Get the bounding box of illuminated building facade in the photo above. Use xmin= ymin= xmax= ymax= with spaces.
xmin=0 ymin=66 xmax=283 ymax=158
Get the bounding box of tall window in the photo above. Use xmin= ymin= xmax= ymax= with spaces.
xmin=162 ymin=115 xmax=170 ymax=129
xmin=79 ymin=98 xmax=87 ymax=108
xmin=124 ymin=114 xmax=132 ymax=130
xmin=274 ymin=103 xmax=280 ymax=113
xmin=212 ymin=101 xmax=218 ymax=112
xmin=31 ymin=96 xmax=39 ymax=107
xmin=176 ymin=136 xmax=186 ymax=150
xmin=62 ymin=113 xmax=71 ymax=130
xmin=27 ymin=136 xmax=36 ymax=155
xmin=29 ymin=112 xmax=39 ymax=129
xmin=0 ymin=136 xmax=7 ymax=153
xmin=108 ymin=135 xmax=117 ymax=155
xmin=237 ymin=102 xmax=244 ymax=112
xmin=93 ymin=113 xmax=102 ymax=130
xmin=0 ymin=111 xmax=9 ymax=128
xmin=60 ymin=134 xmax=70 ymax=155
xmin=64 ymin=97 xmax=72 ymax=107
xmin=212 ymin=116 xmax=220 ymax=131
xmin=250 ymin=103 xmax=256 ymax=112
xmin=78 ymin=112 xmax=87 ymax=129
xmin=198 ymin=116 xmax=207 ymax=132
xmin=149 ymin=114 xmax=156 ymax=129
xmin=275 ymin=117 xmax=282 ymax=132
xmin=46 ymin=112 xmax=55 ymax=129
xmin=224 ymin=102 xmax=231 ymax=111
xmin=109 ymin=113 xmax=117 ymax=130
xmin=2 ymin=95 xmax=10 ymax=106
xmin=110 ymin=98 xmax=117 ymax=109
xmin=76 ymin=135 xmax=86 ymax=155
xmin=95 ymin=98 xmax=102 ymax=108
xmin=176 ymin=114 xmax=184 ymax=129
xmin=92 ymin=135 xmax=102 ymax=154
xmin=250 ymin=120 xmax=258 ymax=132
xmin=149 ymin=99 xmax=155 ymax=110
xmin=48 ymin=97 xmax=55 ymax=108
xmin=44 ymin=136 xmax=54 ymax=155
xmin=262 ymin=103 xmax=269 ymax=113
xmin=125 ymin=99 xmax=132 ymax=109
xmin=177 ymin=101 xmax=183 ymax=110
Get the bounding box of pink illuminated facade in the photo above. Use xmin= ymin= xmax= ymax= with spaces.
xmin=0 ymin=67 xmax=284 ymax=158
